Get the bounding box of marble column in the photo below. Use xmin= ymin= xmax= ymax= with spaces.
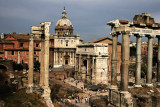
xmin=43 ymin=22 xmax=51 ymax=88
xmin=157 ymin=36 xmax=160 ymax=86
xmin=146 ymin=36 xmax=153 ymax=87
xmin=40 ymin=35 xmax=45 ymax=86
xmin=134 ymin=35 xmax=142 ymax=87
xmin=28 ymin=34 xmax=34 ymax=91
xmin=92 ymin=57 xmax=95 ymax=84
xmin=121 ymin=31 xmax=130 ymax=91
xmin=86 ymin=56 xmax=89 ymax=82
xmin=44 ymin=35 xmax=49 ymax=87
xmin=18 ymin=51 xmax=20 ymax=64
xmin=53 ymin=51 xmax=56 ymax=66
xmin=111 ymin=33 xmax=118 ymax=89
xmin=78 ymin=55 xmax=81 ymax=80
xmin=52 ymin=51 xmax=54 ymax=67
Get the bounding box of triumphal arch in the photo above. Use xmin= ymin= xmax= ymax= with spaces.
xmin=107 ymin=13 xmax=160 ymax=106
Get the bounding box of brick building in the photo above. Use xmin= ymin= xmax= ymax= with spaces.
xmin=0 ymin=32 xmax=41 ymax=64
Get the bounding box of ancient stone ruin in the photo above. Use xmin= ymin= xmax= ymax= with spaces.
xmin=107 ymin=13 xmax=160 ymax=107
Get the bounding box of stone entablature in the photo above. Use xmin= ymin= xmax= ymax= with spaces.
xmin=76 ymin=43 xmax=108 ymax=56
xmin=54 ymin=34 xmax=81 ymax=48
xmin=76 ymin=43 xmax=109 ymax=85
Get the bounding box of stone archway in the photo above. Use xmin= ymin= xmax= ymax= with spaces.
xmin=0 ymin=65 xmax=7 ymax=72
xmin=0 ymin=59 xmax=13 ymax=72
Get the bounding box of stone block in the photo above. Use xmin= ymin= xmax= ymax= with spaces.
xmin=152 ymin=94 xmax=160 ymax=107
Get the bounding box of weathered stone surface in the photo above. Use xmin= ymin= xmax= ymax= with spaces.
xmin=76 ymin=43 xmax=109 ymax=85
xmin=133 ymin=13 xmax=155 ymax=26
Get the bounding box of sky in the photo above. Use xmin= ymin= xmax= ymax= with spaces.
xmin=0 ymin=0 xmax=160 ymax=43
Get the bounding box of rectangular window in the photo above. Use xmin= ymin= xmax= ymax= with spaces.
xmin=20 ymin=43 xmax=23 ymax=47
xmin=66 ymin=42 xmax=68 ymax=46
xmin=36 ymin=43 xmax=39 ymax=47
xmin=11 ymin=51 xmax=14 ymax=55
xmin=34 ymin=51 xmax=36 ymax=55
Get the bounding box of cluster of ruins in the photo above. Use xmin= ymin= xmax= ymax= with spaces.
xmin=108 ymin=13 xmax=160 ymax=106
xmin=25 ymin=11 xmax=160 ymax=107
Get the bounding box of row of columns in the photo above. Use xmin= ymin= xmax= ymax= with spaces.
xmin=111 ymin=31 xmax=160 ymax=91
xmin=53 ymin=51 xmax=75 ymax=66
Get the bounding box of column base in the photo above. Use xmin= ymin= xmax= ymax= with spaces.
xmin=26 ymin=84 xmax=33 ymax=93
xmin=42 ymin=86 xmax=51 ymax=98
xmin=110 ymin=85 xmax=118 ymax=90
xmin=120 ymin=91 xmax=133 ymax=107
xmin=146 ymin=83 xmax=153 ymax=87
xmin=41 ymin=86 xmax=54 ymax=107
xmin=134 ymin=84 xmax=142 ymax=88
xmin=156 ymin=82 xmax=160 ymax=87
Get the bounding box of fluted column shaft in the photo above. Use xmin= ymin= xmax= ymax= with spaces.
xmin=121 ymin=32 xmax=130 ymax=91
xmin=135 ymin=35 xmax=142 ymax=87
xmin=146 ymin=37 xmax=153 ymax=86
xmin=111 ymin=34 xmax=118 ymax=88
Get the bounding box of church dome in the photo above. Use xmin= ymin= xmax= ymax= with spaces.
xmin=56 ymin=18 xmax=72 ymax=27
xmin=55 ymin=7 xmax=73 ymax=27
xmin=55 ymin=7 xmax=74 ymax=36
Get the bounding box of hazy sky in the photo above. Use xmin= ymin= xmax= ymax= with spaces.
xmin=0 ymin=0 xmax=160 ymax=42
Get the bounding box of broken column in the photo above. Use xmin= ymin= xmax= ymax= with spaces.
xmin=134 ymin=34 xmax=142 ymax=87
xmin=27 ymin=33 xmax=34 ymax=93
xmin=111 ymin=32 xmax=118 ymax=89
xmin=146 ymin=36 xmax=153 ymax=87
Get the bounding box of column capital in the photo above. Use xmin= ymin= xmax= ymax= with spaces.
xmin=146 ymin=34 xmax=156 ymax=38
xmin=29 ymin=33 xmax=34 ymax=40
xmin=121 ymin=31 xmax=132 ymax=36
xmin=134 ymin=33 xmax=143 ymax=37
xmin=156 ymin=35 xmax=160 ymax=39
xmin=110 ymin=32 xmax=119 ymax=37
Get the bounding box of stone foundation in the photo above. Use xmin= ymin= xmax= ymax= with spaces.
xmin=109 ymin=89 xmax=133 ymax=107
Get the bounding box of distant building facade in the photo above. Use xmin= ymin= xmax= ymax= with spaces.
xmin=50 ymin=8 xmax=83 ymax=68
